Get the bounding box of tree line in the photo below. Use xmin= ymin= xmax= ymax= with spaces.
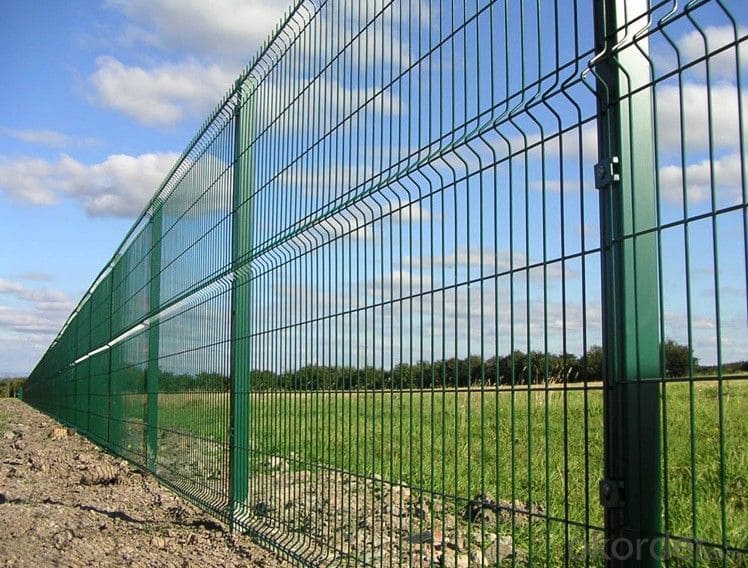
xmin=0 ymin=378 xmax=25 ymax=398
xmin=155 ymin=340 xmax=727 ymax=393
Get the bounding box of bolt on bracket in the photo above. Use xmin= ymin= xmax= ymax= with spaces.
xmin=599 ymin=479 xmax=625 ymax=508
xmin=594 ymin=157 xmax=620 ymax=189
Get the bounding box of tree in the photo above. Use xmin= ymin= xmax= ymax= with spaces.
xmin=579 ymin=341 xmax=697 ymax=380
xmin=582 ymin=345 xmax=604 ymax=381
xmin=0 ymin=378 xmax=25 ymax=398
xmin=663 ymin=339 xmax=697 ymax=377
xmin=498 ymin=351 xmax=531 ymax=385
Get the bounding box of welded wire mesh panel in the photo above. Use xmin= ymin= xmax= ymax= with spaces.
xmin=155 ymin=287 xmax=233 ymax=509
xmin=109 ymin=327 xmax=147 ymax=462
xmin=22 ymin=0 xmax=748 ymax=566
xmin=596 ymin=1 xmax=748 ymax=565
xmin=231 ymin=0 xmax=606 ymax=564
xmin=23 ymin=78 xmax=240 ymax=521
xmin=150 ymin=97 xmax=237 ymax=514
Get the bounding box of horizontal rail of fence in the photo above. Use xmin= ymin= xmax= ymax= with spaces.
xmin=24 ymin=0 xmax=748 ymax=566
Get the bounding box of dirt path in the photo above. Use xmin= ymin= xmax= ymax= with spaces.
xmin=0 ymin=399 xmax=290 ymax=568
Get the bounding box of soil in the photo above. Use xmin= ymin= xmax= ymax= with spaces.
xmin=0 ymin=398 xmax=530 ymax=567
xmin=0 ymin=399 xmax=291 ymax=568
xmin=241 ymin=468 xmax=527 ymax=567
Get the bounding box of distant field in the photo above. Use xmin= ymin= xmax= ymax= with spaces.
xmin=0 ymin=404 xmax=7 ymax=434
xmin=151 ymin=380 xmax=747 ymax=564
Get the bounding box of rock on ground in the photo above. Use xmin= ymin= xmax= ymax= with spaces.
xmin=0 ymin=399 xmax=290 ymax=568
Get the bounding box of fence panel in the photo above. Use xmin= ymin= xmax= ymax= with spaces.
xmin=22 ymin=1 xmax=747 ymax=566
xmin=598 ymin=1 xmax=748 ymax=566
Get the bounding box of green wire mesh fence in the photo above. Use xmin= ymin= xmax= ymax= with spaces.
xmin=23 ymin=0 xmax=747 ymax=566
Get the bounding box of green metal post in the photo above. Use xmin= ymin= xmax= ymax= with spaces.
xmin=595 ymin=0 xmax=662 ymax=566
xmin=230 ymin=82 xmax=252 ymax=528
xmin=147 ymin=205 xmax=162 ymax=472
xmin=84 ymin=301 xmax=92 ymax=434
xmin=70 ymin=317 xmax=78 ymax=426
xmin=107 ymin=272 xmax=116 ymax=452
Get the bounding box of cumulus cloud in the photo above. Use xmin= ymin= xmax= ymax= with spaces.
xmin=278 ymin=199 xmax=432 ymax=256
xmin=14 ymin=272 xmax=53 ymax=282
xmin=0 ymin=152 xmax=179 ymax=217
xmin=659 ymin=153 xmax=743 ymax=206
xmin=1 ymin=127 xmax=99 ymax=149
xmin=656 ymin=82 xmax=748 ymax=154
xmin=676 ymin=25 xmax=748 ymax=81
xmin=0 ymin=156 xmax=57 ymax=205
xmin=0 ymin=279 xmax=74 ymax=335
xmin=0 ymin=306 xmax=67 ymax=336
xmin=258 ymin=273 xmax=601 ymax=370
xmin=102 ymin=1 xmax=411 ymax=128
xmin=403 ymin=248 xmax=573 ymax=283
xmin=107 ymin=0 xmax=286 ymax=61
xmin=0 ymin=278 xmax=72 ymax=307
xmin=89 ymin=56 xmax=237 ymax=126
xmin=0 ymin=278 xmax=76 ymax=375
xmin=4 ymin=128 xmax=69 ymax=148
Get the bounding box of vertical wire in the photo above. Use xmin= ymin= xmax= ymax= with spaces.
xmin=388 ymin=6 xmax=399 ymax=565
xmin=641 ymin=10 xmax=674 ymax=564
xmin=463 ymin=0 xmax=474 ymax=559
xmin=489 ymin=1 xmax=502 ymax=559
xmin=504 ymin=0 xmax=519 ymax=555
xmin=683 ymin=9 xmax=727 ymax=563
xmin=331 ymin=1 xmax=342 ymax=556
xmin=476 ymin=0 xmax=488 ymax=559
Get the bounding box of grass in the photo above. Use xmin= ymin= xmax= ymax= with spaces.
xmin=151 ymin=380 xmax=747 ymax=565
xmin=0 ymin=399 xmax=8 ymax=435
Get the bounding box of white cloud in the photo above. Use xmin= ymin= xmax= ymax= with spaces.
xmin=0 ymin=279 xmax=75 ymax=375
xmin=259 ymin=273 xmax=601 ymax=370
xmin=0 ymin=279 xmax=73 ymax=343
xmin=659 ymin=153 xmax=743 ymax=206
xmin=403 ymin=248 xmax=571 ymax=281
xmin=89 ymin=56 xmax=237 ymax=126
xmin=2 ymin=128 xmax=67 ymax=148
xmin=677 ymin=25 xmax=748 ymax=81
xmin=0 ymin=332 xmax=61 ymax=376
xmin=0 ymin=306 xmax=68 ymax=335
xmin=656 ymin=82 xmax=747 ymax=154
xmin=395 ymin=202 xmax=430 ymax=223
xmin=0 ymin=278 xmax=71 ymax=307
xmin=108 ymin=0 xmax=286 ymax=61
xmin=0 ymin=156 xmax=58 ymax=205
xmin=0 ymin=152 xmax=179 ymax=217
xmin=14 ymin=272 xmax=53 ymax=282
xmin=307 ymin=1 xmax=413 ymax=72
xmin=1 ymin=127 xmax=99 ymax=149
xmin=275 ymin=197 xmax=432 ymax=256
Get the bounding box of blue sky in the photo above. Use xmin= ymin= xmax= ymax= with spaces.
xmin=0 ymin=1 xmax=286 ymax=375
xmin=1 ymin=1 xmax=747 ymax=377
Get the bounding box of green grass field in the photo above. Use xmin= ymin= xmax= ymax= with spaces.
xmin=0 ymin=402 xmax=8 ymax=435
xmin=152 ymin=380 xmax=747 ymax=564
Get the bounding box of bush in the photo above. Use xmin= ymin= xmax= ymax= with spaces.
xmin=0 ymin=378 xmax=26 ymax=398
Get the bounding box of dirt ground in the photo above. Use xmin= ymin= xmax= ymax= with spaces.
xmin=0 ymin=398 xmax=291 ymax=568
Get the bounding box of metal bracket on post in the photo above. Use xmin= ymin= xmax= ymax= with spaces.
xmin=599 ymin=479 xmax=625 ymax=509
xmin=594 ymin=157 xmax=620 ymax=189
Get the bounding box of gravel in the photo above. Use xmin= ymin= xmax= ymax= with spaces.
xmin=0 ymin=399 xmax=530 ymax=567
xmin=0 ymin=399 xmax=291 ymax=568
